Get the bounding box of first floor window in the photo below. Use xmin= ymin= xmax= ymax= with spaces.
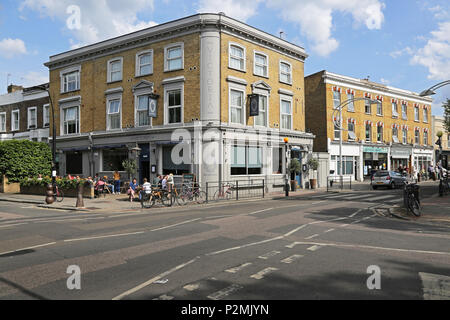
xmin=347 ymin=93 xmax=354 ymax=112
xmin=392 ymin=102 xmax=398 ymax=117
xmin=28 ymin=108 xmax=37 ymax=128
xmin=377 ymin=125 xmax=383 ymax=142
xmin=403 ymin=129 xmax=408 ymax=144
xmin=0 ymin=113 xmax=5 ymax=132
xmin=229 ymin=44 xmax=245 ymax=71
xmin=230 ymin=89 xmax=244 ymax=124
xmin=392 ymin=127 xmax=399 ymax=143
xmin=415 ymin=130 xmax=420 ymax=144
xmin=334 ymin=123 xmax=341 ymax=140
xmin=348 ymin=122 xmax=356 ymax=140
xmin=402 ymin=104 xmax=407 ymax=119
xmin=12 ymin=110 xmax=19 ymax=131
xmin=272 ymin=147 xmax=283 ymax=174
xmin=254 ymin=53 xmax=268 ymax=77
xmin=167 ymin=89 xmax=182 ymax=124
xmin=424 ymin=131 xmax=428 ymax=145
xmin=365 ymin=100 xmax=371 ymax=114
xmin=414 ymin=107 xmax=420 ymax=121
xmin=166 ymin=45 xmax=183 ymax=71
xmin=281 ymin=99 xmax=292 ymax=130
xmin=107 ymin=99 xmax=121 ymax=130
xmin=231 ymin=146 xmax=262 ymax=175
xmin=365 ymin=124 xmax=371 ymax=141
xmin=43 ymin=105 xmax=50 ymax=127
xmin=63 ymin=106 xmax=79 ymax=135
xmin=136 ymin=95 xmax=150 ymax=126
xmin=280 ymin=62 xmax=292 ymax=84
xmin=137 ymin=52 xmax=152 ymax=76
xmin=254 ymin=95 xmax=267 ymax=126
xmin=423 ymin=109 xmax=428 ymax=122
xmin=109 ymin=59 xmax=122 ymax=82
xmin=333 ymin=91 xmax=341 ymax=110
xmin=102 ymin=148 xmax=127 ymax=172
xmin=377 ymin=101 xmax=383 ymax=115
xmin=63 ymin=71 xmax=79 ymax=92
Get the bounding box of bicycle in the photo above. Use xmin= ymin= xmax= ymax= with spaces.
xmin=169 ymin=185 xmax=188 ymax=206
xmin=214 ymin=183 xmax=234 ymax=201
xmin=140 ymin=188 xmax=172 ymax=209
xmin=403 ymin=181 xmax=420 ymax=217
xmin=439 ymin=175 xmax=449 ymax=196
xmin=54 ymin=184 xmax=64 ymax=203
xmin=180 ymin=183 xmax=206 ymax=204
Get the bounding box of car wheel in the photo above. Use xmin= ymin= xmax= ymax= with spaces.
xmin=390 ymin=182 xmax=394 ymax=189
xmin=372 ymin=185 xmax=378 ymax=190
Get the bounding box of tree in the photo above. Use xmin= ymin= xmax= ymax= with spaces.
xmin=443 ymin=98 xmax=450 ymax=134
xmin=122 ymin=159 xmax=138 ymax=181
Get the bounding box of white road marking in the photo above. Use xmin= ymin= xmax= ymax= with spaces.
xmin=349 ymin=209 xmax=364 ymax=218
xmin=248 ymin=208 xmax=274 ymax=215
xmin=149 ymin=218 xmax=201 ymax=232
xmin=0 ymin=242 xmax=57 ymax=256
xmin=112 ymin=257 xmax=199 ymax=300
xmin=183 ymin=284 xmax=200 ymax=292
xmin=258 ymin=250 xmax=281 ymax=259
xmin=369 ymin=195 xmax=398 ymax=201
xmin=311 ymin=201 xmax=326 ymax=205
xmin=64 ymin=231 xmax=145 ymax=243
xmin=207 ymin=236 xmax=284 ymax=256
xmin=324 ymin=228 xmax=335 ymax=233
xmin=281 ymin=254 xmax=304 ymax=264
xmin=207 ymin=284 xmax=243 ymax=300
xmin=153 ymin=294 xmax=174 ymax=300
xmin=340 ymin=224 xmax=350 ymax=228
xmin=225 ymin=263 xmax=253 ymax=273
xmin=0 ymin=223 xmax=28 ymax=229
xmin=250 ymin=267 xmax=279 ymax=280
xmin=419 ymin=272 xmax=450 ymax=300
xmin=305 ymin=234 xmax=320 ymax=240
xmin=307 ymin=245 xmax=322 ymax=251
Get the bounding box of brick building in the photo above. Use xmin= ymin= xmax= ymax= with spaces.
xmin=432 ymin=116 xmax=450 ymax=169
xmin=44 ymin=13 xmax=314 ymax=189
xmin=0 ymin=84 xmax=50 ymax=142
xmin=305 ymin=71 xmax=433 ymax=181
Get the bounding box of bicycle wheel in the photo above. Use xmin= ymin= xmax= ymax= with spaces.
xmin=56 ymin=189 xmax=64 ymax=202
xmin=408 ymin=195 xmax=421 ymax=217
xmin=161 ymin=192 xmax=172 ymax=207
xmin=176 ymin=192 xmax=189 ymax=206
xmin=195 ymin=191 xmax=207 ymax=204
xmin=141 ymin=194 xmax=153 ymax=209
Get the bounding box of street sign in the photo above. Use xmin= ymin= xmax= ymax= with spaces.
xmin=249 ymin=94 xmax=259 ymax=117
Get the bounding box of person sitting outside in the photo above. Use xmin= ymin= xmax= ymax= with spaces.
xmin=152 ymin=175 xmax=161 ymax=189
xmin=167 ymin=173 xmax=174 ymax=192
xmin=104 ymin=176 xmax=115 ymax=194
xmin=94 ymin=178 xmax=106 ymax=198
xmin=140 ymin=178 xmax=152 ymax=201
xmin=114 ymin=170 xmax=121 ymax=195
xmin=161 ymin=175 xmax=168 ymax=190
xmin=128 ymin=178 xmax=138 ymax=202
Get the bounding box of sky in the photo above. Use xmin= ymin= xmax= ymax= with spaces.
xmin=0 ymin=0 xmax=449 ymax=116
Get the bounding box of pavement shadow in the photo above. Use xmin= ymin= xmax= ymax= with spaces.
xmin=0 ymin=277 xmax=49 ymax=300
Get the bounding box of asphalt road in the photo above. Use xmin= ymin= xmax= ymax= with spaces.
xmin=0 ymin=186 xmax=449 ymax=300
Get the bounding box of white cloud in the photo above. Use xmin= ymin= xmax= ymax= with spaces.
xmin=410 ymin=21 xmax=450 ymax=80
xmin=19 ymin=0 xmax=158 ymax=49
xmin=428 ymin=5 xmax=449 ymax=20
xmin=390 ymin=46 xmax=413 ymax=59
xmin=0 ymin=38 xmax=28 ymax=58
xmin=197 ymin=0 xmax=263 ymax=22
xmin=265 ymin=0 xmax=385 ymax=57
xmin=380 ymin=78 xmax=390 ymax=85
xmin=21 ymin=71 xmax=49 ymax=87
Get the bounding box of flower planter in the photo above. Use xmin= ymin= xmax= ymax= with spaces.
xmin=0 ymin=176 xmax=21 ymax=194
xmin=309 ymin=179 xmax=317 ymax=189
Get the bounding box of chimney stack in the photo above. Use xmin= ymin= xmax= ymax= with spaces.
xmin=7 ymin=84 xmax=23 ymax=93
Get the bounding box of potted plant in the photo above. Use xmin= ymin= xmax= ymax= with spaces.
xmin=289 ymin=158 xmax=301 ymax=191
xmin=307 ymin=158 xmax=319 ymax=189
xmin=122 ymin=159 xmax=138 ymax=182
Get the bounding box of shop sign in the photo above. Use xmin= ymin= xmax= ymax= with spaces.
xmin=363 ymin=146 xmax=388 ymax=154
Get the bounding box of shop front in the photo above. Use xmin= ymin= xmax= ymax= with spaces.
xmin=363 ymin=146 xmax=389 ymax=177
xmin=413 ymin=147 xmax=433 ymax=173
xmin=390 ymin=147 xmax=412 ymax=172
xmin=329 ymin=142 xmax=361 ymax=181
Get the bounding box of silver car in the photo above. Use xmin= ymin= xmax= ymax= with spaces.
xmin=371 ymin=170 xmax=407 ymax=189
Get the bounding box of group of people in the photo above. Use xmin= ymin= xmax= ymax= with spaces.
xmin=126 ymin=174 xmax=175 ymax=202
xmin=93 ymin=171 xmax=121 ymax=197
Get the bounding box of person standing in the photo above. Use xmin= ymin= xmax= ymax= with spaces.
xmin=167 ymin=173 xmax=174 ymax=192
xmin=114 ymin=170 xmax=121 ymax=195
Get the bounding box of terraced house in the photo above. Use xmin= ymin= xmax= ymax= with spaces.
xmin=0 ymin=84 xmax=50 ymax=143
xmin=44 ymin=13 xmax=314 ymax=189
xmin=305 ymin=71 xmax=433 ymax=181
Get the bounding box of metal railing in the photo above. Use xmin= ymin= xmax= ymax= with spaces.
xmin=326 ymin=176 xmax=353 ymax=192
xmin=204 ymin=179 xmax=265 ymax=202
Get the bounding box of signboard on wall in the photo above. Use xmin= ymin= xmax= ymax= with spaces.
xmin=148 ymin=97 xmax=158 ymax=118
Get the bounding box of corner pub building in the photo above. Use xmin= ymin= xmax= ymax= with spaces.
xmin=44 ymin=13 xmax=314 ymax=190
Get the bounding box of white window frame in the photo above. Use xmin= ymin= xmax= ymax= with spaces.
xmin=279 ymin=60 xmax=292 ymax=85
xmin=280 ymin=95 xmax=293 ymax=131
xmin=107 ymin=57 xmax=123 ymax=83
xmin=164 ymin=82 xmax=184 ymax=125
xmin=0 ymin=112 xmax=6 ymax=132
xmin=365 ymin=123 xmax=372 ymax=142
xmin=253 ymin=93 xmax=269 ymax=128
xmin=392 ymin=127 xmax=399 ymax=143
xmin=229 ymin=87 xmax=246 ymax=126
xmin=347 ymin=92 xmax=355 ymax=112
xmin=228 ymin=42 xmax=246 ymax=72
xmin=347 ymin=121 xmax=356 ymax=140
xmin=61 ymin=104 xmax=80 ymax=136
xmin=377 ymin=124 xmax=383 ymax=142
xmin=60 ymin=65 xmax=81 ymax=94
xmin=253 ymin=51 xmax=269 ymax=78
xmin=164 ymin=43 xmax=184 ymax=72
xmin=423 ymin=108 xmax=428 ymax=123
xmin=106 ymin=93 xmax=122 ymax=130
xmin=27 ymin=107 xmax=37 ymax=129
xmin=415 ymin=129 xmax=420 ymax=145
xmin=376 ymin=100 xmax=383 ymax=116
xmin=414 ymin=105 xmax=420 ymax=122
xmin=43 ymin=104 xmax=50 ymax=128
xmin=423 ymin=131 xmax=428 ymax=145
xmin=402 ymin=129 xmax=408 ymax=144
xmin=134 ymin=91 xmax=153 ymax=128
xmin=11 ymin=110 xmax=19 ymax=131
xmin=135 ymin=49 xmax=153 ymax=77
xmin=402 ymin=103 xmax=407 ymax=120
xmin=392 ymin=101 xmax=398 ymax=118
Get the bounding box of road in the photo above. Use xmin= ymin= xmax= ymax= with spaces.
xmin=0 ymin=186 xmax=449 ymax=300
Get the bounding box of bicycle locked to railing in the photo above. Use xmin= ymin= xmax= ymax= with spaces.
xmin=403 ymin=180 xmax=421 ymax=217
xmin=438 ymin=174 xmax=449 ymax=197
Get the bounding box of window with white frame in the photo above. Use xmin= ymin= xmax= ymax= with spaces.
xmin=377 ymin=124 xmax=383 ymax=142
xmin=279 ymin=61 xmax=292 ymax=84
xmin=347 ymin=92 xmax=355 ymax=112
xmin=334 ymin=122 xmax=341 ymax=140
xmin=402 ymin=129 xmax=408 ymax=144
xmin=402 ymin=103 xmax=407 ymax=119
xmin=165 ymin=44 xmax=183 ymax=72
xmin=136 ymin=50 xmax=153 ymax=76
xmin=392 ymin=101 xmax=398 ymax=117
xmin=333 ymin=90 xmax=341 ymax=110
xmin=28 ymin=107 xmax=37 ymax=129
xmin=348 ymin=120 xmax=356 ymax=140
xmin=254 ymin=52 xmax=268 ymax=77
xmin=230 ymin=89 xmax=244 ymax=125
xmin=11 ymin=110 xmax=19 ymax=131
xmin=365 ymin=99 xmax=371 ymax=114
xmin=62 ymin=70 xmax=80 ymax=93
xmin=167 ymin=89 xmax=182 ymax=124
xmin=43 ymin=104 xmax=50 ymax=127
xmin=0 ymin=112 xmax=6 ymax=132
xmin=415 ymin=129 xmax=420 ymax=144
xmin=414 ymin=105 xmax=420 ymax=121
xmin=424 ymin=131 xmax=428 ymax=145
xmin=365 ymin=123 xmax=372 ymax=141
xmin=62 ymin=106 xmax=79 ymax=135
xmin=392 ymin=127 xmax=399 ymax=143
xmin=254 ymin=95 xmax=268 ymax=127
xmin=423 ymin=108 xmax=428 ymax=122
xmin=229 ymin=44 xmax=245 ymax=71
xmin=281 ymin=98 xmax=292 ymax=130
xmin=376 ymin=99 xmax=383 ymax=116
xmin=107 ymin=99 xmax=121 ymax=130
xmin=108 ymin=58 xmax=123 ymax=83
xmin=231 ymin=145 xmax=262 ymax=175
xmin=136 ymin=95 xmax=151 ymax=127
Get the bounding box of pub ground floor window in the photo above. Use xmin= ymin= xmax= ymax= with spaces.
xmin=331 ymin=155 xmax=354 ymax=175
xmin=163 ymin=146 xmax=190 ymax=175
xmin=363 ymin=152 xmax=387 ymax=176
xmin=66 ymin=151 xmax=83 ymax=175
xmin=231 ymin=145 xmax=262 ymax=175
xmin=391 ymin=158 xmax=408 ymax=171
xmin=272 ymin=147 xmax=283 ymax=174
xmin=103 ymin=148 xmax=127 ymax=172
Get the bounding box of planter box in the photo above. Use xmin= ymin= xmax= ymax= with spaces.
xmin=0 ymin=176 xmax=21 ymax=194
xmin=20 ymin=184 xmax=94 ymax=199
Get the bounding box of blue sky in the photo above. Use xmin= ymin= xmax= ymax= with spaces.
xmin=0 ymin=0 xmax=449 ymax=115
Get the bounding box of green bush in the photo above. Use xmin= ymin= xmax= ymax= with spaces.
xmin=0 ymin=140 xmax=52 ymax=183
xmin=20 ymin=177 xmax=92 ymax=189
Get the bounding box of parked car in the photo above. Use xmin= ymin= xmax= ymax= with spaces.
xmin=371 ymin=170 xmax=407 ymax=189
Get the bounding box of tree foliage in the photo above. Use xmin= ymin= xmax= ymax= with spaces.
xmin=0 ymin=140 xmax=52 ymax=183
xmin=443 ymin=98 xmax=450 ymax=134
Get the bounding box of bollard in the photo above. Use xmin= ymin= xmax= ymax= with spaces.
xmin=45 ymin=183 xmax=55 ymax=204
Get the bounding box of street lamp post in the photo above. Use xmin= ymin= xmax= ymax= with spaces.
xmin=332 ymin=98 xmax=381 ymax=188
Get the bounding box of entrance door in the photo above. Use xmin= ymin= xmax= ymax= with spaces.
xmin=291 ymin=150 xmax=302 ymax=189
